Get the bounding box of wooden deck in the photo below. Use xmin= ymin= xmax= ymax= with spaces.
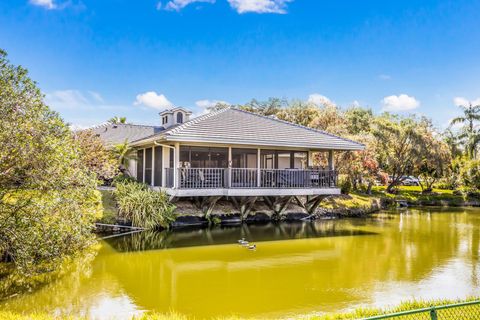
xmin=162 ymin=168 xmax=339 ymax=197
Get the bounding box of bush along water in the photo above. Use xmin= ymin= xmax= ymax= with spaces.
xmin=0 ymin=49 xmax=101 ymax=277
xmin=113 ymin=180 xmax=176 ymax=229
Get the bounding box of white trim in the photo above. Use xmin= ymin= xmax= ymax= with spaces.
xmin=257 ymin=148 xmax=261 ymax=187
xmin=174 ymin=142 xmax=180 ymax=188
xmin=161 ymin=187 xmax=341 ymax=197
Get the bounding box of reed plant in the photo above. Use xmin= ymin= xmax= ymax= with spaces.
xmin=113 ymin=180 xmax=176 ymax=229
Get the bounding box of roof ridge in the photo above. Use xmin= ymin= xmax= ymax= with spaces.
xmin=164 ymin=107 xmax=231 ymax=135
xmin=87 ymin=122 xmax=161 ymax=130
xmin=230 ymin=107 xmax=365 ymax=147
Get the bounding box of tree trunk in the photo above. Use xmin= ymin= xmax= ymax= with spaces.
xmin=366 ymin=182 xmax=373 ymax=195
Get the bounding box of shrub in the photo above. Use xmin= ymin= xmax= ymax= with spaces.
xmin=73 ymin=130 xmax=119 ymax=183
xmin=113 ymin=181 xmax=176 ymax=229
xmin=0 ymin=49 xmax=101 ymax=274
xmin=459 ymin=159 xmax=480 ymax=191
xmin=433 ymin=179 xmax=456 ymax=190
xmin=112 ymin=174 xmax=137 ymax=185
xmin=339 ymin=175 xmax=352 ymax=195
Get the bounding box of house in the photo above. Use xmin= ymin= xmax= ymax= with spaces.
xmin=95 ymin=106 xmax=364 ymax=217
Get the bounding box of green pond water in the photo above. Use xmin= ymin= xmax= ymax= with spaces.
xmin=2 ymin=207 xmax=480 ymax=319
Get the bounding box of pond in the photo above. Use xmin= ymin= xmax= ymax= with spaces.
xmin=2 ymin=207 xmax=480 ymax=319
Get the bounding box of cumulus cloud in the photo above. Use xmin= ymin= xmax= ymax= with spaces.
xmin=227 ymin=0 xmax=291 ymax=14
xmin=134 ymin=91 xmax=173 ymax=110
xmin=29 ymin=0 xmax=56 ymax=9
xmin=307 ymin=93 xmax=333 ymax=106
xmin=159 ymin=0 xmax=215 ymax=11
xmin=351 ymin=100 xmax=361 ymax=107
xmin=381 ymin=94 xmax=420 ymax=112
xmin=453 ymin=97 xmax=480 ymax=107
xmin=378 ymin=74 xmax=391 ymax=80
xmin=195 ymin=99 xmax=229 ymax=109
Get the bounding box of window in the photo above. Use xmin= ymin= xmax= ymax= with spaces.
xmin=162 ymin=115 xmax=168 ymax=125
xmin=232 ymin=148 xmax=257 ymax=168
xmin=176 ymin=112 xmax=183 ymax=124
xmin=261 ymin=150 xmax=276 ymax=169
xmin=180 ymin=146 xmax=228 ymax=168
xmin=261 ymin=150 xmax=308 ymax=169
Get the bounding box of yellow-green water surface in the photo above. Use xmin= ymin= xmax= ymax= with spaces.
xmin=2 ymin=208 xmax=480 ymax=319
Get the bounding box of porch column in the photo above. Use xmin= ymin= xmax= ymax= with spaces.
xmin=227 ymin=147 xmax=232 ymax=188
xmin=174 ymin=142 xmax=180 ymax=188
xmin=328 ymin=150 xmax=335 ymax=171
xmin=151 ymin=146 xmax=155 ymax=186
xmin=162 ymin=146 xmax=169 ymax=187
xmin=142 ymin=148 xmax=146 ymax=183
xmin=257 ymin=148 xmax=261 ymax=187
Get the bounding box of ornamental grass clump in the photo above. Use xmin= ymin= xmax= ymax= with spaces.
xmin=113 ymin=181 xmax=176 ymax=229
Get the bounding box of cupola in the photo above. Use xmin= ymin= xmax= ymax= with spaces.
xmin=159 ymin=107 xmax=192 ymax=129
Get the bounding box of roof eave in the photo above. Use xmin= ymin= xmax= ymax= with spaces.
xmin=162 ymin=136 xmax=365 ymax=151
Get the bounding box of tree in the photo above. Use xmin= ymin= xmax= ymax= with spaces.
xmin=443 ymin=128 xmax=464 ymax=158
xmin=372 ymin=114 xmax=427 ymax=193
xmin=112 ymin=140 xmax=136 ymax=176
xmin=413 ymin=126 xmax=451 ymax=192
xmin=344 ymin=107 xmax=374 ymax=135
xmin=450 ymin=103 xmax=480 ymax=159
xmin=108 ymin=116 xmax=127 ymax=124
xmin=275 ymin=100 xmax=320 ymax=127
xmin=0 ymin=49 xmax=101 ymax=274
xmin=240 ymin=97 xmax=287 ymax=116
xmin=336 ymin=134 xmax=380 ymax=194
xmin=73 ymin=130 xmax=119 ymax=181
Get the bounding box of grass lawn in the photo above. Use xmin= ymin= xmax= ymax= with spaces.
xmin=369 ymin=185 xmax=469 ymax=206
xmin=1 ymin=297 xmax=477 ymax=320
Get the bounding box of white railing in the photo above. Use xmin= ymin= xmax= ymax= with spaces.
xmin=166 ymin=168 xmax=337 ymax=189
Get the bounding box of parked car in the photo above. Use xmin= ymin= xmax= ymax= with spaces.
xmin=401 ymin=176 xmax=420 ymax=186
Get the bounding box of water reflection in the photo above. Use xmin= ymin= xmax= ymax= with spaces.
xmin=1 ymin=208 xmax=480 ymax=319
xmin=105 ymin=221 xmax=378 ymax=252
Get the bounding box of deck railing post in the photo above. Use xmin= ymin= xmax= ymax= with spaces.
xmin=226 ymin=168 xmax=231 ymax=188
xmin=257 ymin=148 xmax=261 ymax=188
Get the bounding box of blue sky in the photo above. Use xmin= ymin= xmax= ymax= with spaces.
xmin=1 ymin=0 xmax=479 ymax=128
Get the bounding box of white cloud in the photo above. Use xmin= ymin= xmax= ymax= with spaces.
xmin=378 ymin=74 xmax=391 ymax=80
xmin=307 ymin=93 xmax=333 ymax=106
xmin=195 ymin=99 xmax=229 ymax=109
xmin=29 ymin=0 xmax=56 ymax=9
xmin=161 ymin=0 xmax=215 ymax=11
xmin=134 ymin=91 xmax=173 ymax=110
xmin=227 ymin=0 xmax=292 ymax=14
xmin=453 ymin=97 xmax=480 ymax=107
xmin=45 ymin=90 xmax=90 ymax=108
xmin=352 ymin=100 xmax=361 ymax=107
xmin=381 ymin=94 xmax=420 ymax=112
xmin=88 ymin=91 xmax=104 ymax=103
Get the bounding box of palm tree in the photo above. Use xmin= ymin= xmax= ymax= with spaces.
xmin=443 ymin=128 xmax=463 ymax=158
xmin=112 ymin=140 xmax=134 ymax=175
xmin=450 ymin=103 xmax=480 ymax=159
xmin=108 ymin=116 xmax=127 ymax=124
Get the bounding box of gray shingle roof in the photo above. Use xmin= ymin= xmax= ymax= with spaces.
xmin=131 ymin=107 xmax=364 ymax=151
xmin=90 ymin=123 xmax=164 ymax=146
